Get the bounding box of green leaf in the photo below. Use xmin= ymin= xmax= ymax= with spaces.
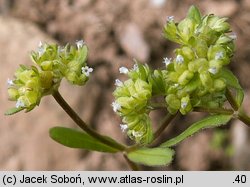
xmin=220 ymin=68 xmax=244 ymax=107
xmin=49 ymin=127 xmax=119 ymax=153
xmin=127 ymin=147 xmax=174 ymax=166
xmin=5 ymin=107 xmax=24 ymax=115
xmin=187 ymin=5 xmax=202 ymax=24
xmin=161 ymin=114 xmax=232 ymax=147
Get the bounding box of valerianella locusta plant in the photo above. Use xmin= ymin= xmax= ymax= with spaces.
xmin=5 ymin=6 xmax=250 ymax=170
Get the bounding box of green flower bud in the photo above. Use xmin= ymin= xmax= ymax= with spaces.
xmin=40 ymin=71 xmax=54 ymax=89
xmin=180 ymin=95 xmax=192 ymax=115
xmin=178 ymin=70 xmax=194 ymax=85
xmin=188 ymin=58 xmax=208 ymax=73
xmin=128 ymin=63 xmax=151 ymax=82
xmin=214 ymin=78 xmax=226 ymax=91
xmin=200 ymin=72 xmax=213 ymax=88
xmin=207 ymin=45 xmax=229 ymax=65
xmin=8 ymin=88 xmax=19 ymax=101
xmin=165 ymin=94 xmax=180 ymax=114
xmin=124 ymin=114 xmax=153 ymax=144
xmin=177 ymin=18 xmax=196 ymax=44
xmin=163 ymin=17 xmax=180 ymax=44
xmin=206 ymin=16 xmax=230 ymax=33
xmin=193 ymin=39 xmax=208 ymax=58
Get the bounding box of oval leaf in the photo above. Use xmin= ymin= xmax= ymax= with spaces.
xmin=161 ymin=114 xmax=232 ymax=147
xmin=127 ymin=147 xmax=174 ymax=166
xmin=49 ymin=127 xmax=119 ymax=153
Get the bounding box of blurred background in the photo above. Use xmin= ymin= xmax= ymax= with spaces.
xmin=0 ymin=0 xmax=250 ymax=170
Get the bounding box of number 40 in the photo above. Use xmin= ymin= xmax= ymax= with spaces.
xmin=234 ymin=175 xmax=246 ymax=183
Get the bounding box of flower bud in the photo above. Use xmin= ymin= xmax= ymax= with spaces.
xmin=178 ymin=70 xmax=194 ymax=85
xmin=165 ymin=94 xmax=180 ymax=114
xmin=180 ymin=95 xmax=192 ymax=115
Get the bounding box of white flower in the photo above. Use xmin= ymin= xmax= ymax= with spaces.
xmin=176 ymin=55 xmax=184 ymax=64
xmin=181 ymin=101 xmax=187 ymax=109
xmin=208 ymin=67 xmax=218 ymax=74
xmin=119 ymin=67 xmax=129 ymax=74
xmin=16 ymin=99 xmax=25 ymax=108
xmin=7 ymin=78 xmax=14 ymax=87
xmin=132 ymin=130 xmax=142 ymax=138
xmin=167 ymin=16 xmax=174 ymax=22
xmin=115 ymin=79 xmax=123 ymax=87
xmin=81 ymin=66 xmax=93 ymax=77
xmin=111 ymin=101 xmax=121 ymax=112
xmin=120 ymin=124 xmax=128 ymax=132
xmin=163 ymin=57 xmax=172 ymax=66
xmin=215 ymin=51 xmax=224 ymax=60
xmin=133 ymin=64 xmax=138 ymax=71
xmin=37 ymin=41 xmax=45 ymax=57
xmin=57 ymin=46 xmax=65 ymax=53
xmin=229 ymin=33 xmax=237 ymax=40
xmin=76 ymin=40 xmax=85 ymax=49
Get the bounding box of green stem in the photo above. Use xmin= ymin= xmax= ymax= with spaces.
xmin=52 ymin=91 xmax=126 ymax=151
xmin=237 ymin=112 xmax=250 ymax=127
xmin=225 ymin=87 xmax=239 ymax=111
xmin=193 ymin=107 xmax=234 ymax=115
xmin=153 ymin=112 xmax=178 ymax=141
xmin=123 ymin=153 xmax=140 ymax=171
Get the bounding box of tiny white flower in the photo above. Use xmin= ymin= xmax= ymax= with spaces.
xmin=37 ymin=41 xmax=45 ymax=57
xmin=111 ymin=101 xmax=121 ymax=112
xmin=208 ymin=67 xmax=218 ymax=74
xmin=7 ymin=78 xmax=14 ymax=87
xmin=119 ymin=67 xmax=129 ymax=74
xmin=16 ymin=99 xmax=25 ymax=108
xmin=181 ymin=101 xmax=188 ymax=109
xmin=229 ymin=33 xmax=237 ymax=40
xmin=57 ymin=46 xmax=65 ymax=53
xmin=167 ymin=16 xmax=174 ymax=22
xmin=76 ymin=40 xmax=85 ymax=49
xmin=215 ymin=51 xmax=224 ymax=60
xmin=132 ymin=130 xmax=142 ymax=138
xmin=133 ymin=64 xmax=138 ymax=71
xmin=176 ymin=55 xmax=184 ymax=64
xmin=120 ymin=124 xmax=128 ymax=132
xmin=163 ymin=57 xmax=172 ymax=66
xmin=115 ymin=79 xmax=123 ymax=87
xmin=81 ymin=66 xmax=93 ymax=77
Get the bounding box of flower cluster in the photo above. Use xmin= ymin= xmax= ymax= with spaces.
xmin=113 ymin=64 xmax=158 ymax=144
xmin=163 ymin=6 xmax=235 ymax=114
xmin=7 ymin=40 xmax=93 ymax=113
xmin=113 ymin=6 xmax=236 ymax=144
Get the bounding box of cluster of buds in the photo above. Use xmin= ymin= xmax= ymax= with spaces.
xmin=7 ymin=40 xmax=93 ymax=112
xmin=113 ymin=64 xmax=155 ymax=144
xmin=113 ymin=6 xmax=236 ymax=144
xmin=163 ymin=6 xmax=235 ymax=114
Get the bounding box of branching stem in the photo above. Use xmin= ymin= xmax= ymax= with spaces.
xmin=52 ymin=91 xmax=126 ymax=151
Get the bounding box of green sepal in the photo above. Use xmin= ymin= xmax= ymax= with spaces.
xmin=127 ymin=147 xmax=175 ymax=166
xmin=5 ymin=107 xmax=24 ymax=115
xmin=161 ymin=114 xmax=232 ymax=147
xmin=219 ymin=68 xmax=244 ymax=107
xmin=187 ymin=5 xmax=202 ymax=24
xmin=49 ymin=127 xmax=119 ymax=153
